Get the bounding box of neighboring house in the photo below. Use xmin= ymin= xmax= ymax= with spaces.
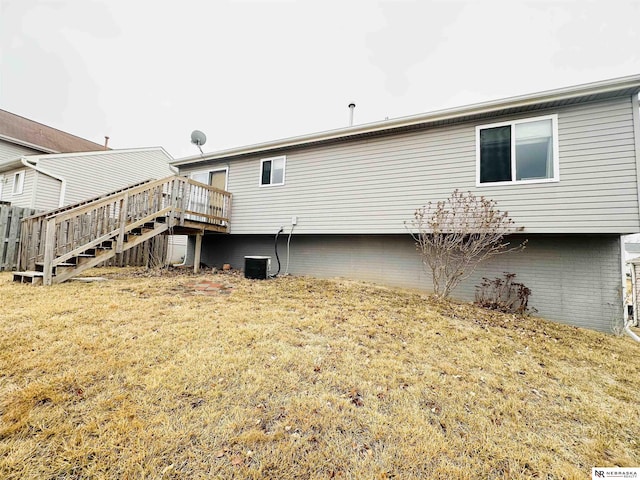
xmin=0 ymin=108 xmax=106 ymax=161
xmin=0 ymin=147 xmax=182 ymax=269
xmin=0 ymin=147 xmax=176 ymax=210
xmin=0 ymin=109 xmax=177 ymax=208
xmin=624 ymin=234 xmax=640 ymax=326
xmin=624 ymin=234 xmax=640 ymax=265
xmin=172 ymin=74 xmax=640 ymax=333
xmin=0 ymin=109 xmax=184 ymax=265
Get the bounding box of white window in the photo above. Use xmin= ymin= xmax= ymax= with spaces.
xmin=12 ymin=171 xmax=25 ymax=195
xmin=260 ymin=156 xmax=286 ymax=186
xmin=476 ymin=114 xmax=559 ymax=185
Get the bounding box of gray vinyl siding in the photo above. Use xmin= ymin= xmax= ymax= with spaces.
xmin=0 ymin=168 xmax=36 ymax=208
xmin=192 ymin=233 xmax=623 ymax=332
xmin=0 ymin=139 xmax=40 ymax=162
xmin=32 ymin=171 xmax=62 ymax=210
xmin=182 ymin=95 xmax=640 ymax=235
xmin=35 ymin=149 xmax=175 ymax=205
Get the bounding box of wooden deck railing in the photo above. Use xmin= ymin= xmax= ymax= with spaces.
xmin=18 ymin=175 xmax=232 ymax=277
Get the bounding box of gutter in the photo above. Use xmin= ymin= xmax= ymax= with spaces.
xmin=20 ymin=157 xmax=67 ymax=207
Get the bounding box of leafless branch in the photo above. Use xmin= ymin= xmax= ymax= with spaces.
xmin=406 ymin=189 xmax=526 ymax=298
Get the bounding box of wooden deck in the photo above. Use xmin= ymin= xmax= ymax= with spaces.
xmin=13 ymin=175 xmax=232 ymax=285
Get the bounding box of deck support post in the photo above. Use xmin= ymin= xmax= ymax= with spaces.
xmin=194 ymin=233 xmax=203 ymax=273
xmin=116 ymin=193 xmax=129 ymax=254
xmin=168 ymin=178 xmax=178 ymax=228
xmin=42 ymin=217 xmax=56 ymax=286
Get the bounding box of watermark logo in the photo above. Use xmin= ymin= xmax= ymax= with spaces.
xmin=592 ymin=467 xmax=639 ymax=479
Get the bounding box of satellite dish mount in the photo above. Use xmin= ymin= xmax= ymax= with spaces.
xmin=191 ymin=130 xmax=207 ymax=155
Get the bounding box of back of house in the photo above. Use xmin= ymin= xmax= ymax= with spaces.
xmin=178 ymin=75 xmax=640 ymax=332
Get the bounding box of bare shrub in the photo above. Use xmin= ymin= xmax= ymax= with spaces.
xmin=474 ymin=273 xmax=536 ymax=316
xmin=407 ymin=189 xmax=525 ymax=298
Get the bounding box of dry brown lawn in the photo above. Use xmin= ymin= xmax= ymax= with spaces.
xmin=1 ymin=267 xmax=638 ymax=479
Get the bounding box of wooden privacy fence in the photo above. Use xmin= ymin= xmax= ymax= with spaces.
xmin=0 ymin=206 xmax=39 ymax=271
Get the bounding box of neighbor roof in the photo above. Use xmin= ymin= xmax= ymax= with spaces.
xmin=0 ymin=109 xmax=106 ymax=154
xmin=173 ymin=73 xmax=640 ymax=167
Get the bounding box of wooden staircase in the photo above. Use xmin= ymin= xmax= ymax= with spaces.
xmin=13 ymin=175 xmax=232 ymax=285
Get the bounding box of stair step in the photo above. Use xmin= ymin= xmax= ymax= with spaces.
xmin=22 ymin=210 xmax=171 ymax=286
xmin=35 ymin=262 xmax=76 ymax=275
xmin=130 ymin=223 xmax=161 ymax=236
xmin=13 ymin=271 xmax=44 ymax=285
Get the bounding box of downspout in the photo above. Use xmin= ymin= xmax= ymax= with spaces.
xmin=625 ymin=323 xmax=640 ymax=341
xmin=21 ymin=157 xmax=67 ymax=207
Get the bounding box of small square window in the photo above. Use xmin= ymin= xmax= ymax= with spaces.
xmin=12 ymin=171 xmax=24 ymax=195
xmin=260 ymin=156 xmax=286 ymax=186
xmin=476 ymin=115 xmax=558 ymax=185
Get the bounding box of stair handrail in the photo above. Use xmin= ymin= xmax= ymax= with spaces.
xmin=49 ymin=176 xmax=177 ymax=223
xmin=22 ymin=178 xmax=158 ymax=221
xmin=18 ymin=175 xmax=232 ymax=276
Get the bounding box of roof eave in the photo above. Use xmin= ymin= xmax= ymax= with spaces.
xmin=0 ymin=133 xmax=59 ymax=154
xmin=172 ymin=73 xmax=640 ymax=166
xmin=0 ymin=156 xmax=33 ymax=173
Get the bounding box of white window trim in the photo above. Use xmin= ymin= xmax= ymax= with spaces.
xmin=190 ymin=166 xmax=229 ymax=190
xmin=259 ymin=155 xmax=286 ymax=187
xmin=475 ymin=114 xmax=560 ymax=186
xmin=12 ymin=170 xmax=25 ymax=195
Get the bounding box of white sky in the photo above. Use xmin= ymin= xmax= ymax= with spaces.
xmin=1 ymin=0 xmax=639 ymax=159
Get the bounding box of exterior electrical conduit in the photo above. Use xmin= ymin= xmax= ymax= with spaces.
xmin=284 ymin=224 xmax=295 ymax=276
xmin=269 ymin=226 xmax=284 ymax=278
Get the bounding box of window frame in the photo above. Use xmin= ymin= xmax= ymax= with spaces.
xmin=475 ymin=114 xmax=559 ymax=186
xmin=12 ymin=171 xmax=25 ymax=195
xmin=259 ymin=155 xmax=286 ymax=187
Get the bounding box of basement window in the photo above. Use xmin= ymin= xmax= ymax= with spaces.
xmin=476 ymin=114 xmax=559 ymax=185
xmin=260 ymin=156 xmax=286 ymax=186
xmin=12 ymin=171 xmax=24 ymax=195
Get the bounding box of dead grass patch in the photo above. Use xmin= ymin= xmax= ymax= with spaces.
xmin=1 ymin=268 xmax=638 ymax=479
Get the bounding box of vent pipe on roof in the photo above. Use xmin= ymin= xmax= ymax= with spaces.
xmin=104 ymin=136 xmax=110 ymax=149
xmin=348 ymin=103 xmax=356 ymax=126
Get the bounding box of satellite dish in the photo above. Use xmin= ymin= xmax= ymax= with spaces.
xmin=191 ymin=130 xmax=207 ymax=154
